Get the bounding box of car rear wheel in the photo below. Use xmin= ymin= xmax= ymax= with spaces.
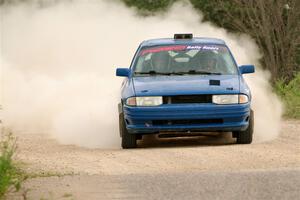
xmin=119 ymin=113 xmax=137 ymax=149
xmin=233 ymin=109 xmax=254 ymax=144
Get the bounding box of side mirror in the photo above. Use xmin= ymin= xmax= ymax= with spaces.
xmin=116 ymin=68 xmax=130 ymax=77
xmin=239 ymin=65 xmax=255 ymax=74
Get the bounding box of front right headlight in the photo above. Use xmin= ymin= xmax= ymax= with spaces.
xmin=213 ymin=94 xmax=248 ymax=104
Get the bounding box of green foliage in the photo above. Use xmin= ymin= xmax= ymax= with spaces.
xmin=275 ymin=73 xmax=300 ymax=118
xmin=122 ymin=0 xmax=176 ymax=14
xmin=190 ymin=0 xmax=238 ymax=32
xmin=0 ymin=132 xmax=24 ymax=199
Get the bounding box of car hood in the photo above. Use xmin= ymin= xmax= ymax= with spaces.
xmin=133 ymin=75 xmax=240 ymax=96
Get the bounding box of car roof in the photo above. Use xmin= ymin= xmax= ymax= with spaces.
xmin=140 ymin=37 xmax=226 ymax=48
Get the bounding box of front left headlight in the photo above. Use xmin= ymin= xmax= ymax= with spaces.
xmin=213 ymin=94 xmax=249 ymax=104
xmin=126 ymin=96 xmax=163 ymax=106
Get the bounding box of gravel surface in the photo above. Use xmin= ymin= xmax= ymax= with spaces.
xmin=8 ymin=120 xmax=300 ymax=199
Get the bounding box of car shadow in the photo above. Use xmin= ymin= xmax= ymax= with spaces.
xmin=138 ymin=132 xmax=236 ymax=149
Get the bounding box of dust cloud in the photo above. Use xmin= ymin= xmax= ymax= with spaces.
xmin=0 ymin=0 xmax=282 ymax=148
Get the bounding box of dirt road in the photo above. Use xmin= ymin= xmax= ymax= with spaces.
xmin=9 ymin=120 xmax=300 ymax=200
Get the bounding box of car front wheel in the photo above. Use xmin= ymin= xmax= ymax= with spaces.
xmin=233 ymin=109 xmax=254 ymax=144
xmin=119 ymin=113 xmax=137 ymax=149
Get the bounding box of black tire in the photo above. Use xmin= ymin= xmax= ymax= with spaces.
xmin=232 ymin=132 xmax=238 ymax=138
xmin=119 ymin=113 xmax=137 ymax=149
xmin=234 ymin=109 xmax=254 ymax=144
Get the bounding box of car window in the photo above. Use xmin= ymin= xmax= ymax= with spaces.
xmin=134 ymin=44 xmax=238 ymax=75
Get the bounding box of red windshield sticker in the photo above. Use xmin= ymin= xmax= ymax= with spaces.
xmin=140 ymin=45 xmax=187 ymax=56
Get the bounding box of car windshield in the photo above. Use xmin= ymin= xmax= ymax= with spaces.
xmin=133 ymin=44 xmax=238 ymax=76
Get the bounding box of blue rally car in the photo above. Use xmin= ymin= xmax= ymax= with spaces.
xmin=116 ymin=34 xmax=255 ymax=148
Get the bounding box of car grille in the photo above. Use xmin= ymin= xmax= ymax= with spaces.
xmin=152 ymin=119 xmax=223 ymax=126
xmin=163 ymin=95 xmax=212 ymax=104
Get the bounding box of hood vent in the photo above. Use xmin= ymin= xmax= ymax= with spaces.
xmin=209 ymin=80 xmax=220 ymax=86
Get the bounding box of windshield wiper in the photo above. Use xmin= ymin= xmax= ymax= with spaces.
xmin=175 ymin=70 xmax=222 ymax=75
xmin=135 ymin=70 xmax=222 ymax=76
xmin=135 ymin=71 xmax=172 ymax=76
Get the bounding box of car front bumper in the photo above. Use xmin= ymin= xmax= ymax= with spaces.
xmin=123 ymin=103 xmax=251 ymax=134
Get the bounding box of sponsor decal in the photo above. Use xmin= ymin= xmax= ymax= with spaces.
xmin=186 ymin=45 xmax=219 ymax=50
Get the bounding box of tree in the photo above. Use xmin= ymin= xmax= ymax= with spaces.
xmin=191 ymin=0 xmax=300 ymax=82
xmin=122 ymin=0 xmax=176 ymax=14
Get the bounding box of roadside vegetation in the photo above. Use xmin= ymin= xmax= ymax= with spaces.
xmin=0 ymin=127 xmax=75 ymax=198
xmin=275 ymin=73 xmax=300 ymax=119
xmin=0 ymin=131 xmax=24 ymax=199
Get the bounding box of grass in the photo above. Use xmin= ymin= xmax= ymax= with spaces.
xmin=274 ymin=73 xmax=300 ymax=119
xmin=0 ymin=130 xmax=24 ymax=199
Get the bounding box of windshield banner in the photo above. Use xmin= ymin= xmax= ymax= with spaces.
xmin=139 ymin=45 xmax=223 ymax=56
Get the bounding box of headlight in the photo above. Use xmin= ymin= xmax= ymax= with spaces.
xmin=126 ymin=96 xmax=163 ymax=106
xmin=213 ymin=94 xmax=248 ymax=104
